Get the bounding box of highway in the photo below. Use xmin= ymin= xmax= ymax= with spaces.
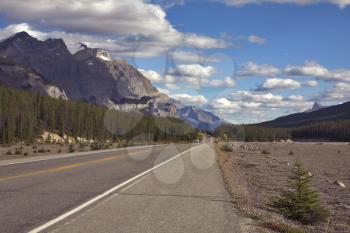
xmin=0 ymin=143 xmax=240 ymax=233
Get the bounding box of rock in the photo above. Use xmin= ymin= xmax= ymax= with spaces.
xmin=307 ymin=172 xmax=312 ymax=177
xmin=0 ymin=55 xmax=67 ymax=100
xmin=0 ymin=31 xmax=177 ymax=117
xmin=334 ymin=180 xmax=346 ymax=188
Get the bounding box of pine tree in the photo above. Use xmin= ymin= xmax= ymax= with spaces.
xmin=274 ymin=161 xmax=329 ymax=224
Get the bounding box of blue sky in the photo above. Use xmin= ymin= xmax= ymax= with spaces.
xmin=0 ymin=0 xmax=350 ymax=123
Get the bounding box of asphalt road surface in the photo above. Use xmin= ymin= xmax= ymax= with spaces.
xmin=0 ymin=143 xmax=240 ymax=233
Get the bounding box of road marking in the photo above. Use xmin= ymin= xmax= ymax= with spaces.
xmin=28 ymin=144 xmax=203 ymax=233
xmin=0 ymin=155 xmax=125 ymax=182
xmin=0 ymin=144 xmax=164 ymax=167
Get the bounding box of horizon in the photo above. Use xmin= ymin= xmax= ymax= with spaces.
xmin=0 ymin=0 xmax=349 ymax=124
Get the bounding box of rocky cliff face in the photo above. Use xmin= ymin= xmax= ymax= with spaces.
xmin=0 ymin=32 xmax=177 ymax=117
xmin=0 ymin=55 xmax=67 ymax=99
xmin=178 ymin=106 xmax=222 ymax=132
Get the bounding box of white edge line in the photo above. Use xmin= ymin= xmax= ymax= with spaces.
xmin=28 ymin=144 xmax=203 ymax=233
xmin=0 ymin=144 xmax=165 ymax=167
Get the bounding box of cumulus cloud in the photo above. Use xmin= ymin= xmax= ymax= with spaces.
xmin=302 ymin=80 xmax=318 ymax=87
xmin=313 ymin=82 xmax=350 ymax=102
xmin=138 ymin=69 xmax=162 ymax=83
xmin=247 ymin=35 xmax=267 ymax=44
xmin=175 ymin=64 xmax=216 ymax=78
xmin=256 ymin=78 xmax=301 ymax=91
xmin=172 ymin=94 xmax=208 ymax=105
xmin=208 ymin=77 xmax=236 ymax=88
xmin=0 ymin=1 xmax=227 ymax=58
xmin=238 ymin=62 xmax=280 ymax=77
xmin=287 ymin=95 xmax=304 ymax=101
xmin=285 ymin=61 xmax=350 ymax=83
xmin=163 ymin=64 xmax=216 ymax=86
xmin=207 ymin=90 xmax=312 ymax=122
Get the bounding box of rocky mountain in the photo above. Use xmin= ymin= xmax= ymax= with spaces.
xmin=259 ymin=101 xmax=350 ymax=128
xmin=304 ymin=102 xmax=326 ymax=113
xmin=0 ymin=32 xmax=177 ymax=117
xmin=0 ymin=54 xmax=67 ymax=99
xmin=178 ymin=106 xmax=222 ymax=132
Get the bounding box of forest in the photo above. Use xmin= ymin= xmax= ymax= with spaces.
xmin=214 ymin=121 xmax=350 ymax=142
xmin=0 ymin=87 xmax=199 ymax=144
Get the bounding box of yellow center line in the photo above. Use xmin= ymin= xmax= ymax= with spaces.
xmin=0 ymin=152 xmax=142 ymax=183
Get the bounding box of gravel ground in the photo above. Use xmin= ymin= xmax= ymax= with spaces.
xmin=216 ymin=142 xmax=350 ymax=233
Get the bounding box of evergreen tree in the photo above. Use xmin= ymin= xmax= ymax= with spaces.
xmin=274 ymin=161 xmax=329 ymax=224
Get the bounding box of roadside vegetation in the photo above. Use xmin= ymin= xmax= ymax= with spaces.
xmin=273 ymin=161 xmax=329 ymax=224
xmin=0 ymin=87 xmax=199 ymax=145
xmin=214 ymin=122 xmax=350 ymax=142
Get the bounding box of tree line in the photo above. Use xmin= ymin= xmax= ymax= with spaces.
xmin=0 ymin=87 xmax=198 ymax=144
xmin=214 ymin=121 xmax=350 ymax=142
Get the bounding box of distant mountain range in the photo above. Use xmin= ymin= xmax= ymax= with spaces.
xmin=178 ymin=106 xmax=222 ymax=132
xmin=0 ymin=31 xmax=178 ymax=117
xmin=259 ymin=101 xmax=350 ymax=128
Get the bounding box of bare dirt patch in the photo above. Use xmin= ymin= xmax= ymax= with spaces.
xmin=216 ymin=142 xmax=350 ymax=233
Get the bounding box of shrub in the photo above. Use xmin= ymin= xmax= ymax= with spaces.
xmin=6 ymin=149 xmax=12 ymax=155
xmin=273 ymin=161 xmax=329 ymax=224
xmin=262 ymin=221 xmax=306 ymax=233
xmin=57 ymin=149 xmax=62 ymax=153
xmin=221 ymin=143 xmax=233 ymax=152
xmin=15 ymin=148 xmax=22 ymax=155
xmin=38 ymin=148 xmax=46 ymax=153
xmin=68 ymin=145 xmax=75 ymax=153
xmin=23 ymin=152 xmax=29 ymax=156
xmin=90 ymin=142 xmax=106 ymax=151
xmin=288 ymin=150 xmax=294 ymax=155
xmin=262 ymin=149 xmax=271 ymax=155
xmin=32 ymin=145 xmax=37 ymax=149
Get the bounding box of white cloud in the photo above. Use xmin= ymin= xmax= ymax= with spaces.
xmin=0 ymin=1 xmax=227 ymax=58
xmin=302 ymin=80 xmax=318 ymax=87
xmin=174 ymin=64 xmax=216 ymax=78
xmin=138 ymin=69 xmax=162 ymax=83
xmin=184 ymin=33 xmax=227 ymax=49
xmin=208 ymin=77 xmax=236 ymax=88
xmin=238 ymin=62 xmax=280 ymax=77
xmin=314 ymin=82 xmax=350 ymax=102
xmin=285 ymin=61 xmax=350 ymax=83
xmin=231 ymin=91 xmax=284 ymax=103
xmin=0 ymin=23 xmax=46 ymax=40
xmin=287 ymin=95 xmax=304 ymax=101
xmin=162 ymin=64 xmax=216 ymax=87
xmin=247 ymin=35 xmax=266 ymax=44
xmin=211 ymin=97 xmax=240 ymax=109
xmin=257 ymin=78 xmax=301 ymax=91
xmin=172 ymin=94 xmax=208 ymax=105
xmin=207 ymin=91 xmax=312 ymax=123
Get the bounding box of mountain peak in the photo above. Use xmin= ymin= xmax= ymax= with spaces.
xmin=12 ymin=31 xmax=32 ymax=40
xmin=305 ymin=102 xmax=326 ymax=113
xmin=74 ymin=44 xmax=112 ymax=61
